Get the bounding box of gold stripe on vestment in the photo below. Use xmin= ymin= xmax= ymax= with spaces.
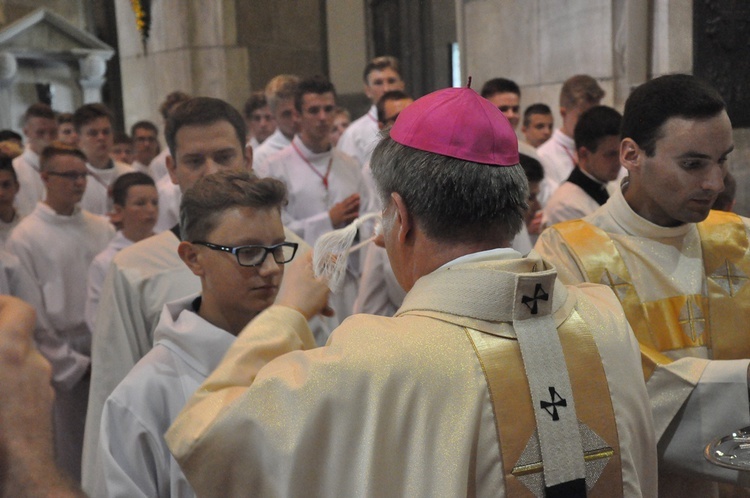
xmin=554 ymin=212 xmax=750 ymax=379
xmin=465 ymin=306 xmax=623 ymax=497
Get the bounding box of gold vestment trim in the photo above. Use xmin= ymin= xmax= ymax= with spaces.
xmin=554 ymin=211 xmax=750 ymax=379
xmin=465 ymin=305 xmax=623 ymax=497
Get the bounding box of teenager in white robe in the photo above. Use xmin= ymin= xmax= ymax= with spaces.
xmin=252 ymin=75 xmax=300 ymax=172
xmin=7 ymin=144 xmax=114 ymax=481
xmin=535 ymin=74 xmax=748 ymax=496
xmin=13 ymin=145 xmax=46 ymax=216
xmin=81 ymin=97 xmax=320 ymax=496
xmin=85 ymin=173 xmax=158 ymax=333
xmin=261 ymin=77 xmax=368 ymax=322
xmin=13 ymin=104 xmax=58 ymax=215
xmin=98 ymin=170 xmax=300 ymax=498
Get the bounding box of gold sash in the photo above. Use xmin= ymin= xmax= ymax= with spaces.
xmin=465 ymin=309 xmax=623 ymax=497
xmin=554 ymin=211 xmax=750 ymax=379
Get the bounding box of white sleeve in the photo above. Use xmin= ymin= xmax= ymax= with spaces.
xmin=99 ymin=397 xmax=163 ymax=498
xmin=657 ymin=359 xmax=750 ymax=485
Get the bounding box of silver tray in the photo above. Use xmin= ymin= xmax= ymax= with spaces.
xmin=705 ymin=426 xmax=750 ymax=471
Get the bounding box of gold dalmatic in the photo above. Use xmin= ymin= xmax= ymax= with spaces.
xmin=553 ymin=210 xmax=750 ymax=380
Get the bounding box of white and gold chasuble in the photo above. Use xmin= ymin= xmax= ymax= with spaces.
xmin=167 ymin=253 xmax=655 ymax=497
xmin=535 ymin=186 xmax=750 ymax=494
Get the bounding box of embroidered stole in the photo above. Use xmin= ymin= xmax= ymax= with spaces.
xmin=465 ymin=289 xmax=623 ymax=497
xmin=553 ymin=210 xmax=750 ymax=380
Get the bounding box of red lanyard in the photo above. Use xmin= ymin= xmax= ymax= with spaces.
xmin=292 ymin=141 xmax=333 ymax=190
xmin=560 ymin=142 xmax=577 ymax=166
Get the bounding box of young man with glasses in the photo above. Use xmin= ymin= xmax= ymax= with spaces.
xmin=7 ymin=143 xmax=114 ymax=481
xmin=96 ymin=169 xmax=316 ymax=497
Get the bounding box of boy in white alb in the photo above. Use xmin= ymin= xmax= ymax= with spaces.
xmin=97 ymin=170 xmax=310 ymax=497
xmin=86 ymin=172 xmax=158 ymax=332
xmin=7 ymin=143 xmax=114 ymax=481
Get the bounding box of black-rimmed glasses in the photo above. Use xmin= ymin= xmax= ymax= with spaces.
xmin=192 ymin=241 xmax=299 ymax=267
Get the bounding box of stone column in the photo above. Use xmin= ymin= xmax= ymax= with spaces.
xmin=0 ymin=51 xmax=17 ymax=129
xmin=78 ymin=53 xmax=108 ymax=103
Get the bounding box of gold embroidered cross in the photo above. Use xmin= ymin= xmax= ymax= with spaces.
xmin=710 ymin=260 xmax=749 ymax=297
xmin=678 ymin=296 xmax=705 ymax=342
xmin=600 ymin=269 xmax=630 ymax=302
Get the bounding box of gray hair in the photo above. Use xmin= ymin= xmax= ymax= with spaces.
xmin=370 ymin=134 xmax=528 ymax=245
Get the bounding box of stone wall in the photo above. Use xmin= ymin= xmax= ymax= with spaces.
xmin=460 ymin=0 xmax=750 ymax=216
xmin=115 ymin=0 xmax=250 ymax=133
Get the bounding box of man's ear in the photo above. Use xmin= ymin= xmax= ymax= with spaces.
xmin=166 ymin=154 xmax=179 ymax=186
xmin=391 ymin=192 xmax=413 ymax=244
xmin=110 ymin=204 xmax=124 ymax=225
xmin=620 ymin=138 xmax=641 ymax=175
xmin=244 ymin=143 xmax=253 ymax=172
xmin=363 ymin=82 xmax=374 ymax=101
xmin=178 ymin=241 xmax=204 ymax=277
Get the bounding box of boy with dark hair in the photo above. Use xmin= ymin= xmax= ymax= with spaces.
xmin=129 ymin=120 xmax=160 ymax=177
xmin=0 ymin=156 xmax=21 ymax=245
xmin=110 ymin=132 xmax=133 ymax=165
xmin=56 ymin=112 xmax=78 ymax=146
xmin=522 ymin=103 xmax=554 ymax=148
xmin=13 ymin=102 xmax=58 ymax=215
xmin=481 ymin=77 xmax=521 ymax=129
xmin=7 ymin=142 xmax=114 ymax=481
xmin=544 ymin=106 xmax=622 ymax=225
xmin=96 ymin=170 xmax=303 ymax=497
xmin=74 ymin=103 xmax=134 ymax=216
xmin=338 ymin=56 xmax=404 ymax=167
xmin=85 ymin=172 xmax=158 ymax=332
xmin=261 ymin=75 xmax=366 ymax=324
xmin=243 ymin=91 xmax=276 ymax=148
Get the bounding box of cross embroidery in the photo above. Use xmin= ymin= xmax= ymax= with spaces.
xmin=710 ymin=259 xmax=749 ymax=297
xmin=521 ymin=283 xmax=549 ymax=315
xmin=540 ymin=386 xmax=567 ymax=421
xmin=678 ymin=296 xmax=705 ymax=342
xmin=600 ymin=269 xmax=631 ymax=302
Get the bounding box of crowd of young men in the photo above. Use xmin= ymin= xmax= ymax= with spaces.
xmin=0 ymin=54 xmax=747 ymax=497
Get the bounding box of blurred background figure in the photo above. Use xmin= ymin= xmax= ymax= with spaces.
xmin=330 ymin=106 xmax=350 ymax=147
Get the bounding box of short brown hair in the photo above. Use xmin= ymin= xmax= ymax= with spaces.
xmin=363 ymin=56 xmax=400 ymax=82
xmin=24 ymin=103 xmax=56 ymax=124
xmin=264 ymin=75 xmax=300 ymax=112
xmin=560 ymin=74 xmax=605 ymax=110
xmin=39 ymin=142 xmax=87 ymax=172
xmin=73 ymin=103 xmax=113 ymax=132
xmin=159 ymin=91 xmax=191 ymax=121
xmin=180 ymin=169 xmax=287 ymax=242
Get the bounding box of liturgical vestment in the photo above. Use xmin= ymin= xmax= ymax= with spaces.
xmin=535 ymin=184 xmax=750 ymax=494
xmin=167 ymin=250 xmax=656 ymax=497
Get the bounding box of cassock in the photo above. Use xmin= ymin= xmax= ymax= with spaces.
xmin=543 ymin=167 xmax=609 ymax=226
xmin=535 ymin=184 xmax=750 ymax=495
xmin=81 ymin=227 xmax=320 ymax=496
xmin=12 ymin=145 xmax=45 ymax=216
xmin=131 ymin=160 xmax=152 ymax=178
xmin=98 ymin=295 xmax=234 ymax=498
xmin=6 ymin=202 xmax=114 ymax=480
xmin=81 ymin=160 xmax=135 ymax=216
xmin=261 ymin=136 xmax=367 ymax=322
xmin=85 ymin=231 xmax=135 ymax=334
xmin=252 ymin=128 xmax=291 ymax=173
xmin=336 ymin=104 xmax=378 ymax=168
xmin=166 ymin=250 xmax=656 ymax=497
